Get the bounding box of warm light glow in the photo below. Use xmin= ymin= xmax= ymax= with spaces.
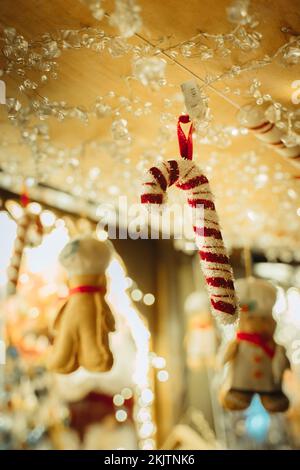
xmin=28 ymin=202 xmax=42 ymax=215
xmin=113 ymin=394 xmax=125 ymax=407
xmin=115 ymin=409 xmax=128 ymax=422
xmin=139 ymin=422 xmax=155 ymax=439
xmin=40 ymin=210 xmax=56 ymax=227
xmin=19 ymin=273 xmax=29 ymax=284
xmin=106 ymin=256 xmax=155 ymax=448
xmin=0 ymin=211 xmax=17 ymax=289
xmin=131 ymin=289 xmax=143 ymax=302
xmin=137 ymin=408 xmax=151 ymax=423
xmin=121 ymin=387 xmax=133 ymax=399
xmin=143 ymin=293 xmax=155 ymax=306
xmin=141 ymin=389 xmax=154 ymax=405
xmin=141 ymin=439 xmax=155 ymax=450
xmin=5 ymin=200 xmax=24 ymax=220
xmin=96 ymin=228 xmax=108 ymax=241
xmin=157 ymin=370 xmax=169 ymax=382
xmin=29 ymin=307 xmax=40 ymax=318
xmin=152 ymin=356 xmax=166 ymax=369
xmin=26 ymin=226 xmax=69 ymax=281
xmin=124 ymin=277 xmax=133 ymax=289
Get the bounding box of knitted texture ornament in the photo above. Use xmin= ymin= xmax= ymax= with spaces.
xmin=238 ymin=103 xmax=300 ymax=168
xmin=141 ymin=116 xmax=239 ymax=324
xmin=7 ymin=210 xmax=43 ymax=296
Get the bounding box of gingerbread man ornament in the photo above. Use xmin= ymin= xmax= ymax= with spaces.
xmin=220 ymin=277 xmax=290 ymax=413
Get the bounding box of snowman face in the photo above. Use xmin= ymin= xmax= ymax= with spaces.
xmin=239 ymin=313 xmax=276 ymax=336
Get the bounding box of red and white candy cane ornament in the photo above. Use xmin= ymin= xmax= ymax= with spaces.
xmin=238 ymin=103 xmax=300 ymax=168
xmin=141 ymin=115 xmax=239 ymax=324
xmin=7 ymin=195 xmax=43 ymax=296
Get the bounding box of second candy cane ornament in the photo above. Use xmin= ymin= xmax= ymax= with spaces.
xmin=141 ymin=115 xmax=239 ymax=324
xmin=7 ymin=193 xmax=43 ymax=296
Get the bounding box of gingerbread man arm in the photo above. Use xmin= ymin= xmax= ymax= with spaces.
xmin=272 ymin=345 xmax=290 ymax=385
xmin=47 ymin=301 xmax=79 ymax=374
xmin=102 ymin=299 xmax=116 ymax=332
xmin=222 ymin=339 xmax=239 ymax=365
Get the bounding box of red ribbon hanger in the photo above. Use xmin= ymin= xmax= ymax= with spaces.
xmin=20 ymin=185 xmax=30 ymax=208
xmin=177 ymin=115 xmax=194 ymax=160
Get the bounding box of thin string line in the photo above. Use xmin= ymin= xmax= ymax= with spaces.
xmin=133 ymin=32 xmax=242 ymax=111
xmin=102 ymin=11 xmax=242 ymax=111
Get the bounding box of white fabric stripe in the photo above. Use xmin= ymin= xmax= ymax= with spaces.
xmin=142 ymin=158 xmax=239 ymax=324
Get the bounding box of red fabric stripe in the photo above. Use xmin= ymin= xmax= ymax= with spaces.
xmin=20 ymin=190 xmax=30 ymax=208
xmin=211 ymin=298 xmax=235 ymax=315
xmin=213 ymin=294 xmax=231 ymax=298
xmin=168 ymin=160 xmax=179 ymax=186
xmin=249 ymin=121 xmax=269 ymax=131
xmin=259 ymin=122 xmax=274 ymax=134
xmin=194 ymin=227 xmax=222 ymax=239
xmin=177 ymin=115 xmax=193 ymax=160
xmin=149 ymin=167 xmax=167 ymax=191
xmin=203 ymin=218 xmax=219 ymax=226
xmin=270 ymin=141 xmax=284 ymax=147
xmin=188 ymin=198 xmax=215 ymax=210
xmin=141 ymin=194 xmax=163 ymax=204
xmin=199 ymin=251 xmax=229 ymax=264
xmin=69 ymin=285 xmax=105 ymax=295
xmin=237 ymin=332 xmax=275 ymax=358
xmin=177 ymin=174 xmax=208 ymax=190
xmin=207 ymin=277 xmax=234 ymax=290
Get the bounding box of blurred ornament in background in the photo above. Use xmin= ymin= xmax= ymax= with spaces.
xmin=133 ymin=57 xmax=166 ymax=90
xmin=237 ymin=102 xmax=300 ymax=168
xmin=111 ymin=119 xmax=132 ymax=144
xmin=81 ymin=0 xmax=105 ymax=21
xmin=184 ymin=291 xmax=216 ymax=369
xmin=184 ymin=291 xmax=210 ymax=317
xmin=0 ymin=347 xmax=70 ymax=450
xmin=245 ymin=395 xmax=271 ymax=443
xmin=110 ymin=0 xmax=142 ymax=38
xmin=283 ymin=47 xmax=300 ymax=65
xmin=226 ymin=0 xmax=251 ymax=24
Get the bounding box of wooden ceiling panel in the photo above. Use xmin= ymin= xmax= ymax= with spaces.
xmin=0 ymin=0 xmax=299 ymax=249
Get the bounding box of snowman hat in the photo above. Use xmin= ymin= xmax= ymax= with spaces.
xmin=235 ymin=277 xmax=277 ymax=317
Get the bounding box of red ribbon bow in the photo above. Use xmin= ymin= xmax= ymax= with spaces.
xmin=177 ymin=115 xmax=194 ymax=160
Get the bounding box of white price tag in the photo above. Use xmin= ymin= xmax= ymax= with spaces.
xmin=0 ymin=80 xmax=6 ymax=104
xmin=181 ymin=79 xmax=204 ymax=119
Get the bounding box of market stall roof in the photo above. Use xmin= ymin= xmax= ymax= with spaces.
xmin=0 ymin=0 xmax=299 ymax=250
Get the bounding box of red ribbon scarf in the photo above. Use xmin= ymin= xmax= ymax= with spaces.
xmin=237 ymin=331 xmax=276 ymax=359
xmin=69 ymin=285 xmax=105 ymax=295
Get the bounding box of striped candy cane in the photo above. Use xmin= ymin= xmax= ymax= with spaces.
xmin=7 ymin=211 xmax=43 ymax=296
xmin=141 ymin=116 xmax=239 ymax=324
xmin=238 ymin=104 xmax=300 ymax=167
